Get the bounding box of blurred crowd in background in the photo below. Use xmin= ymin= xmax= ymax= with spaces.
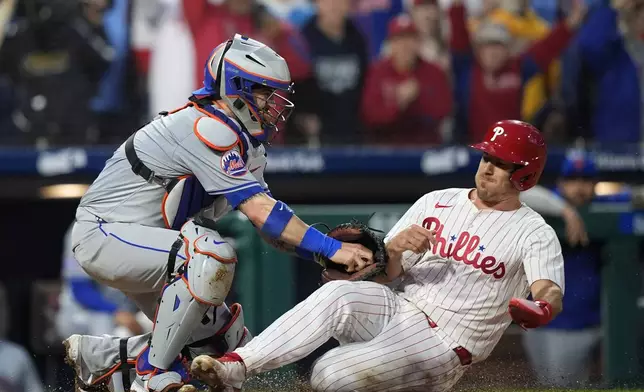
xmin=0 ymin=0 xmax=642 ymax=148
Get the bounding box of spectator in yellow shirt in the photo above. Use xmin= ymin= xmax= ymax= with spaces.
xmin=484 ymin=0 xmax=561 ymax=122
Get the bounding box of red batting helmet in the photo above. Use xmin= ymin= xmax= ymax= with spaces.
xmin=470 ymin=120 xmax=547 ymax=191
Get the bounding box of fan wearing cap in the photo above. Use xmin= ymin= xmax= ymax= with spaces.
xmin=360 ymin=14 xmax=452 ymax=145
xmin=448 ymin=0 xmax=587 ymax=143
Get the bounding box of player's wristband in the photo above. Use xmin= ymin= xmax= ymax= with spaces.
xmin=300 ymin=226 xmax=342 ymax=259
xmin=261 ymin=201 xmax=294 ymax=238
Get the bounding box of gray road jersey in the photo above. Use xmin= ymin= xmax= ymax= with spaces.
xmin=76 ymin=105 xmax=269 ymax=227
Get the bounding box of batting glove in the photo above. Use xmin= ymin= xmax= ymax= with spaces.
xmin=508 ymin=298 xmax=553 ymax=329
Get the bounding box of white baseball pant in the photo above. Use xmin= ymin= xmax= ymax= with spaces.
xmin=70 ymin=218 xmax=186 ymax=319
xmin=236 ymin=280 xmax=470 ymax=392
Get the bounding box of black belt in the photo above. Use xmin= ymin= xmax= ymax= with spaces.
xmin=124 ymin=133 xmax=177 ymax=191
xmin=119 ymin=338 xmax=133 ymax=390
xmin=167 ymin=236 xmax=184 ymax=282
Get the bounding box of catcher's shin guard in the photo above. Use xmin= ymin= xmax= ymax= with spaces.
xmin=185 ymin=302 xmax=253 ymax=359
xmin=147 ymin=220 xmax=237 ymax=370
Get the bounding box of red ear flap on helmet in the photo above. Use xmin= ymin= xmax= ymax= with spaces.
xmin=470 ymin=120 xmax=547 ymax=191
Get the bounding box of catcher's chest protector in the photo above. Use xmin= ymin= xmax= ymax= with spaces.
xmin=161 ymin=176 xmax=215 ymax=230
xmin=126 ymin=103 xmax=267 ymax=230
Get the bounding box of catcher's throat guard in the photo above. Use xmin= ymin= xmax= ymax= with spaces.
xmin=314 ymin=221 xmax=389 ymax=283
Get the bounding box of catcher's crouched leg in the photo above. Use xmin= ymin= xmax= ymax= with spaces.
xmin=148 ymin=220 xmax=237 ymax=365
xmin=135 ymin=220 xmax=237 ymax=391
xmin=63 ymin=333 xmax=149 ymax=392
xmin=63 ymin=304 xmax=251 ymax=392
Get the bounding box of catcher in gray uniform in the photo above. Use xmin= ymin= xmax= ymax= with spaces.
xmin=63 ymin=34 xmax=374 ymax=392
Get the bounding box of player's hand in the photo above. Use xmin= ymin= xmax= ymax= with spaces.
xmin=330 ymin=242 xmax=374 ymax=273
xmin=386 ymin=224 xmax=437 ymax=258
xmin=396 ymin=79 xmax=420 ymax=108
xmin=562 ymin=206 xmax=589 ymax=247
xmin=114 ymin=311 xmax=144 ymax=335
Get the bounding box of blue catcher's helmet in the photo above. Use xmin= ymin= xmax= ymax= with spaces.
xmin=193 ymin=34 xmax=295 ymax=143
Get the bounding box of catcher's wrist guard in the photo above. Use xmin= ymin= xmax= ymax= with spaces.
xmin=261 ymin=201 xmax=294 ymax=238
xmin=301 ymin=226 xmax=342 ymax=258
xmin=314 ymin=221 xmax=389 ymax=283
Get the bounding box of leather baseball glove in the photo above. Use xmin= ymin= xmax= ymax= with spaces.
xmin=314 ymin=221 xmax=389 ymax=283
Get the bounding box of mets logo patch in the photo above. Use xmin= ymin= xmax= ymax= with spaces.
xmin=221 ymin=150 xmax=248 ymax=177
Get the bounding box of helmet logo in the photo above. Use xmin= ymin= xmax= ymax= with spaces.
xmin=490 ymin=126 xmax=505 ymax=142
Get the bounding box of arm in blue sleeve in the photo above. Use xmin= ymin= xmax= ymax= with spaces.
xmin=451 ymin=53 xmax=473 ymax=143
xmin=220 ymin=182 xmax=266 ymax=209
xmin=578 ymin=4 xmax=624 ymax=74
xmin=69 ymin=279 xmax=118 ymax=313
xmin=451 ymin=52 xmax=474 ymax=87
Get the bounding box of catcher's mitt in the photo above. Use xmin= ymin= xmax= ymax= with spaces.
xmin=314 ymin=221 xmax=389 ymax=283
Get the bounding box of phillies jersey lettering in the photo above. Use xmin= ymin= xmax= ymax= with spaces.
xmin=422 ymin=216 xmax=506 ymax=279
xmin=385 ymin=188 xmax=564 ymax=362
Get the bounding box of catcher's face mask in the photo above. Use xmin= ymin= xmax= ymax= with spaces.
xmin=240 ymin=83 xmax=295 ymax=143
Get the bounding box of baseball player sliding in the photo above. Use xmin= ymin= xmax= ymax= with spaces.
xmin=191 ymin=120 xmax=565 ymax=392
xmin=63 ymin=34 xmax=374 ymax=392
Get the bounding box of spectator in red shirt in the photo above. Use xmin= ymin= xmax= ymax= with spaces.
xmin=182 ymin=0 xmax=255 ymax=89
xmin=253 ymin=4 xmax=312 ymax=83
xmin=361 ymin=14 xmax=452 ymax=146
xmin=448 ymin=0 xmax=587 ymax=143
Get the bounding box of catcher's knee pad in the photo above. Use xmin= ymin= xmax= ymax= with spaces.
xmin=180 ymin=220 xmax=237 ymax=305
xmin=147 ymin=220 xmax=236 ymax=370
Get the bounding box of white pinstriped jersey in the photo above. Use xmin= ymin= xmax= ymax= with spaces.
xmin=385 ymin=188 xmax=565 ymax=362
